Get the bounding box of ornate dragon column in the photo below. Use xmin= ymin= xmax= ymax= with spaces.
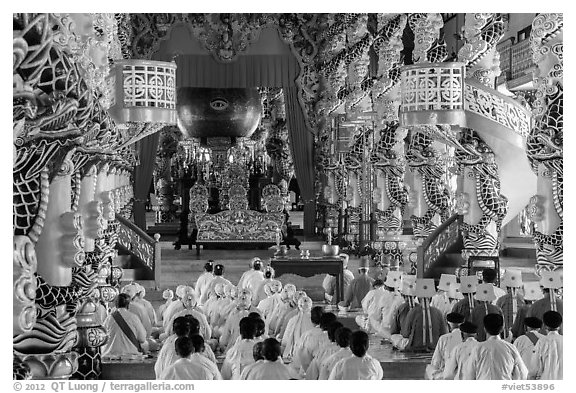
xmin=527 ymin=14 xmax=563 ymax=275
xmin=153 ymin=128 xmax=179 ymax=223
xmin=343 ymin=126 xmax=367 ymax=253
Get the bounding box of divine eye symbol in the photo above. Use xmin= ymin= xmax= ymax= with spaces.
xmin=210 ymin=98 xmax=229 ymax=111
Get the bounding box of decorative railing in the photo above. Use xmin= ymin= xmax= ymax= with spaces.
xmin=116 ymin=215 xmax=162 ymax=286
xmin=417 ymin=214 xmax=462 ymax=277
xmin=196 ymin=210 xmax=284 ymax=242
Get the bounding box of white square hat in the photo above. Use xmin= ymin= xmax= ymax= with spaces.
xmin=460 ymin=275 xmax=479 ymax=294
xmin=415 ymin=278 xmax=436 ymax=298
xmin=523 ymin=281 xmax=544 ymax=301
xmin=438 ymin=274 xmax=458 ymax=291
xmin=385 ymin=271 xmax=403 ymax=289
xmin=475 ymin=283 xmax=496 ymax=302
xmin=448 ymin=286 xmax=464 ymax=300
xmin=401 ymin=275 xmax=417 ymax=296
xmin=539 ymin=271 xmax=562 ymax=289
xmin=502 ymin=269 xmax=523 ymax=288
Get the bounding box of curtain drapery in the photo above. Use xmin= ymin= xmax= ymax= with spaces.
xmin=132 ymin=132 xmax=161 ymax=230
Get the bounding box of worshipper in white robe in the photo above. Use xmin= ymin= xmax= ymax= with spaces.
xmin=389 ymin=275 xmax=418 ymax=336
xmin=244 ymin=338 xmax=292 ymax=380
xmin=190 ymin=335 xmax=222 ymax=380
xmin=218 ymin=285 xmax=240 ymax=325
xmin=237 ymin=257 xmax=265 ymax=295
xmin=252 ymin=266 xmax=276 ymax=307
xmin=257 ymin=280 xmax=283 ymax=323
xmin=219 ymin=289 xmax=260 ymax=352
xmin=221 ymin=317 xmax=259 ymax=379
xmin=183 ymin=314 xmax=217 ymax=363
xmin=276 ymin=290 xmax=308 ymax=340
xmin=425 ymin=312 xmax=465 ymax=379
xmin=160 ymin=337 xmax=213 ymax=380
xmin=328 ymin=330 xmax=383 ymax=380
xmin=357 ymin=279 xmax=385 ymax=328
xmin=513 ymin=317 xmax=545 ymax=379
xmin=305 ymin=321 xmax=343 ymax=380
xmin=442 ymin=321 xmax=479 ymax=380
xmin=282 ymin=296 xmax=314 ymax=360
xmin=497 ymin=270 xmax=525 ymax=341
xmin=103 ymin=293 xmax=148 ymax=357
xmin=157 ymin=289 xmax=174 ymax=326
xmin=121 ymin=283 xmax=153 ymax=337
xmin=155 ymin=316 xmax=190 ymax=379
xmin=482 ymin=268 xmax=507 ymax=304
xmin=533 ymin=311 xmax=563 ymax=380
xmin=462 ymin=313 xmax=528 ymax=380
xmin=369 ymin=271 xmax=404 ymax=338
xmin=323 ymin=253 xmax=355 ymax=304
xmin=210 ymin=284 xmax=235 ymax=336
xmin=292 ymin=311 xmax=336 ymax=374
xmin=200 ymin=264 xmax=232 ymax=305
xmin=195 ymin=261 xmax=215 ymax=306
xmin=204 ymin=282 xmax=226 ymax=327
xmin=133 ymin=283 xmax=157 ymax=327
xmin=267 ymin=283 xmax=297 ymax=335
xmin=430 ymin=274 xmax=459 ymax=318
xmin=451 ymin=276 xmax=481 ymax=321
xmin=240 ymin=341 xmax=265 ymax=380
xmin=162 ymin=285 xmax=191 ymax=331
xmin=163 ymin=289 xmax=211 ymax=341
xmin=338 ymin=256 xmax=374 ymax=310
xmin=527 ymin=271 xmax=563 ymax=335
xmin=318 ymin=327 xmax=352 ymax=380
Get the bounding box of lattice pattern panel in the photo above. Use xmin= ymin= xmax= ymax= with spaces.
xmin=121 ymin=62 xmax=176 ymax=109
xmin=401 ymin=64 xmax=465 ymax=112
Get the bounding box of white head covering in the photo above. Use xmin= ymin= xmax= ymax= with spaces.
xmin=297 ymin=296 xmax=313 ymax=312
xmin=438 ymin=274 xmax=458 ymax=291
xmin=475 ymin=283 xmax=497 ymax=302
xmin=415 ymin=278 xmax=436 ymax=298
xmin=281 ymin=283 xmax=297 ymax=301
xmin=214 ymin=282 xmax=226 ymax=297
xmin=162 ymin=289 xmax=174 ymax=300
xmin=175 ymin=285 xmax=187 ymax=299
xmin=270 ymin=280 xmax=282 ymax=294
xmin=460 ymin=276 xmax=478 ymax=294
xmin=249 ymin=257 xmax=262 ymax=268
xmin=523 ymin=281 xmax=544 ymax=301
xmin=121 ymin=283 xmax=137 ymax=299
xmin=384 ymin=271 xmax=403 ymax=289
xmin=539 ymin=271 xmax=562 ymax=289
xmin=447 ymin=286 xmax=464 ymax=300
xmin=400 ymin=275 xmax=417 ymax=296
xmin=264 ymin=282 xmax=274 ymax=297
xmin=502 ymin=269 xmax=523 ymax=288
xmin=133 ymin=283 xmax=145 ymax=297
xmin=338 ymin=253 xmax=350 ymax=269
xmin=182 ymin=290 xmax=197 ymax=308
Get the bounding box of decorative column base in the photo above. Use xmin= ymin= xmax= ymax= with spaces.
xmin=72 ymin=347 xmax=102 ymax=380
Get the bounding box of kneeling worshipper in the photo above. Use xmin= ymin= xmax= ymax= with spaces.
xmin=257 ymin=279 xmax=283 ymax=323
xmin=121 ymin=283 xmax=153 ymax=337
xmin=442 ymin=321 xmax=479 ymax=380
xmin=162 ymin=285 xmax=191 ymax=332
xmin=184 ymin=314 xmax=217 ymax=363
xmin=155 ymin=316 xmax=190 ymax=379
xmin=163 ymin=289 xmax=211 ymax=341
xmin=338 ymin=256 xmax=374 ymax=310
xmin=394 ymin=278 xmax=448 ymax=352
xmin=425 ymin=312 xmax=465 ymax=379
xmin=496 ymin=270 xmax=525 ymax=341
xmin=252 ymin=266 xmax=276 ymax=307
xmin=470 ymin=283 xmax=504 ymax=342
xmin=328 ymin=330 xmax=383 ymax=380
xmin=221 ymin=317 xmax=259 ymax=379
xmin=370 ymin=271 xmax=404 ymax=339
xmin=204 ymin=282 xmax=226 ymax=327
xmin=195 ymin=261 xmax=215 ymax=306
xmin=463 ymin=313 xmax=528 ymax=380
xmin=190 ymin=335 xmax=222 ymax=379
xmin=512 ymin=281 xmax=544 ymax=338
xmin=323 ymin=253 xmax=355 ymax=304
xmin=277 ymin=290 xmax=308 ymax=340
xmin=132 ymin=283 xmax=157 ymax=327
xmin=293 ymin=311 xmax=337 ymax=374
xmin=267 ymin=283 xmax=297 ymax=336
xmin=356 ymin=279 xmax=385 ymax=330
xmin=160 ymin=336 xmax=214 ymax=380
xmin=318 ymin=327 xmax=352 ymax=380
xmin=527 ymin=271 xmax=563 ymax=334
xmin=282 ymin=295 xmax=314 ymax=360
xmin=533 ymin=311 xmax=563 ymax=380
xmin=102 ymin=293 xmax=148 ymax=357
xmin=390 ymin=275 xmax=418 ymax=336
xmin=481 ymin=268 xmax=507 ymax=303
xmin=238 ymin=257 xmax=265 ymax=294
xmin=431 ymin=274 xmax=459 ymax=318
xmin=243 ymin=338 xmax=292 ymax=380
xmin=305 ymin=321 xmax=343 ymax=380
xmin=200 ymin=263 xmax=232 ymax=305
xmin=240 ymin=341 xmax=265 ymax=379
xmin=157 ymin=289 xmax=174 ymax=326
xmin=220 ymin=289 xmax=262 ymax=352
xmin=451 ymin=275 xmax=480 ymax=321
xmin=513 ymin=317 xmax=544 ymax=379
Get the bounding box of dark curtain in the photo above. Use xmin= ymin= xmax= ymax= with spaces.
xmin=284 ymin=86 xmax=316 ymax=237
xmin=132 ymin=132 xmax=160 ymax=230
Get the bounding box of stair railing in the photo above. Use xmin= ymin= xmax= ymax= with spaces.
xmin=416 ymin=214 xmax=462 ymax=277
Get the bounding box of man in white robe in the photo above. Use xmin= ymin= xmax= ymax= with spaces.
xmin=257 ymin=280 xmax=283 ymax=323
xmin=163 ymin=289 xmax=211 ymax=340
xmin=305 ymin=321 xmax=343 ymax=380
xmin=121 ymin=283 xmax=153 ymax=337
xmin=276 ymin=290 xmax=308 ymax=340
xmin=319 ymin=327 xmax=352 ymax=380
xmin=154 ymin=316 xmax=190 ymax=379
xmin=443 ymin=321 xmax=479 ymax=380
xmin=133 ymin=283 xmax=157 ymax=327
xmin=200 ymin=264 xmax=232 ymax=305
xmin=323 ymin=253 xmax=355 ymax=304
xmin=219 ymin=289 xmax=260 ymax=352
xmin=370 ymin=271 xmax=404 ymax=338
xmin=195 ymin=261 xmax=215 ymax=306
xmin=328 ymin=330 xmax=383 ymax=380
xmin=162 ymin=285 xmax=191 ymax=332
xmin=160 ymin=337 xmax=213 ymax=380
xmin=292 ymin=311 xmax=336 ymax=374
xmin=156 ymin=289 xmax=174 ymax=327
xmin=513 ymin=317 xmax=544 ymax=378
xmin=463 ymin=313 xmax=528 ymax=380
xmin=252 ymin=266 xmax=276 ymax=307
xmin=221 ymin=317 xmax=259 ymax=379
xmin=267 ymin=284 xmax=296 ymax=335
xmin=282 ymin=296 xmax=314 ymax=360
xmin=533 ymin=311 xmax=563 ymax=380
xmin=431 ymin=274 xmax=459 ymax=318
xmin=237 ymin=257 xmax=265 ymax=295
xmin=190 ymin=334 xmax=222 ymax=380
xmin=425 ymin=312 xmax=465 ymax=379
xmin=482 ymin=268 xmax=507 ymax=304
xmin=102 ymin=294 xmax=147 ymax=357
xmin=244 ymin=338 xmax=292 ymax=380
